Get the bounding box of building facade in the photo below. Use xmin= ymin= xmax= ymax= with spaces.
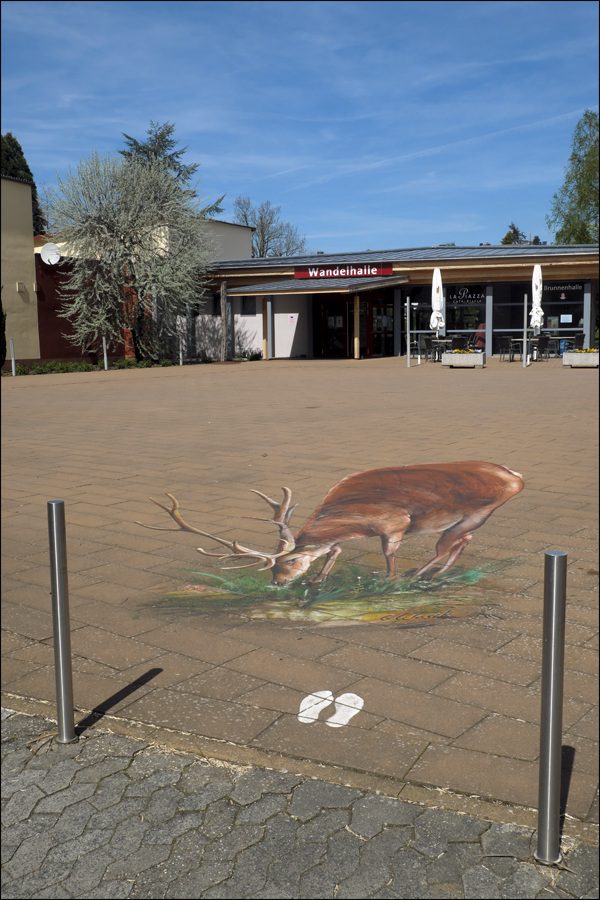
xmin=211 ymin=245 xmax=599 ymax=359
xmin=1 ymin=176 xmax=40 ymax=360
xmin=1 ymin=175 xmax=254 ymax=366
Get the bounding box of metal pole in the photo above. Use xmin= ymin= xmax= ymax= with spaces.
xmin=47 ymin=501 xmax=77 ymax=743
xmin=534 ymin=550 xmax=567 ymax=865
xmin=523 ymin=293 xmax=528 ymax=367
xmin=267 ymin=297 xmax=274 ymax=360
xmin=406 ymin=299 xmax=411 ymax=367
xmin=102 ymin=336 xmax=108 ymax=371
xmin=179 ymin=336 xmax=183 ymax=366
xmin=10 ymin=339 xmax=16 ymax=376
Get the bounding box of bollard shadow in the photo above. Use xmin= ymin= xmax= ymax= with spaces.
xmin=75 ymin=667 xmax=163 ymax=736
xmin=559 ymin=745 xmax=576 ymax=839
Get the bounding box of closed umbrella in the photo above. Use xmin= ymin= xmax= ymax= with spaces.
xmin=430 ymin=268 xmax=445 ymax=338
xmin=530 ymin=264 xmax=543 ymax=335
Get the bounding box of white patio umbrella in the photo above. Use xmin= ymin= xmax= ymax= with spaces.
xmin=430 ymin=268 xmax=445 ymax=337
xmin=530 ymin=264 xmax=543 ymax=335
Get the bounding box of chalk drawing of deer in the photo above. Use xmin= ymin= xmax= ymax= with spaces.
xmin=137 ymin=461 xmax=523 ymax=586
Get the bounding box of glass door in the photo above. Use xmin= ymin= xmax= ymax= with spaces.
xmin=319 ymin=300 xmax=347 ymax=357
xmin=370 ymin=299 xmax=394 ymax=356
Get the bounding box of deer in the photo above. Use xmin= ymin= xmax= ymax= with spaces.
xmin=136 ymin=461 xmax=523 ymax=586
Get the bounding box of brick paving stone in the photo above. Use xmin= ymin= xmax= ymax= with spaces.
xmin=2 ymin=360 xmax=598 ymax=895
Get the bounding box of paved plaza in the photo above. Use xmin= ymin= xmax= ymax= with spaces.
xmin=1 ymin=357 xmax=598 ymax=896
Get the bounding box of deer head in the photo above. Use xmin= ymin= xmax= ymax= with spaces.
xmin=136 ymin=489 xmax=312 ymax=585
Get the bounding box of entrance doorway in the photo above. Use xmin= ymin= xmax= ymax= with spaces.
xmin=314 ymin=294 xmax=395 ymax=358
xmin=366 ymin=297 xmax=394 ymax=357
xmin=318 ymin=299 xmax=348 ymax=357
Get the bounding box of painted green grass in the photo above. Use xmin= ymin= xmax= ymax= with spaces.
xmin=146 ymin=558 xmax=516 ymax=622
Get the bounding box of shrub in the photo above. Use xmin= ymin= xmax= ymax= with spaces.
xmin=201 ymin=355 xmax=213 ymax=364
xmin=247 ymin=350 xmax=262 ymax=361
xmin=114 ymin=358 xmax=138 ymax=369
xmin=16 ymin=364 xmax=29 ymax=375
xmin=159 ymin=358 xmax=174 ymax=367
xmin=137 ymin=359 xmax=152 ymax=368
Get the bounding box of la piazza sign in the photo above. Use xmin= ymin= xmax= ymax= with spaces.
xmin=295 ymin=263 xmax=394 ymax=279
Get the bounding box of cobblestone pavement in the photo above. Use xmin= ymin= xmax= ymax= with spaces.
xmin=2 ymin=710 xmax=598 ymax=900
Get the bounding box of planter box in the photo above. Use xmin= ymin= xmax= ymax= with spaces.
xmin=442 ymin=352 xmax=485 ymax=368
xmin=562 ymin=352 xmax=599 ymax=368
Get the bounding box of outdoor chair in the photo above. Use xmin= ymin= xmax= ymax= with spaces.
xmin=451 ymin=336 xmax=467 ymax=351
xmin=498 ymin=337 xmax=513 ymax=361
xmin=536 ymin=335 xmax=550 ymax=360
xmin=547 ymin=337 xmax=560 ymax=357
xmin=423 ymin=337 xmax=437 ymax=361
xmin=574 ymin=333 xmax=585 ymax=349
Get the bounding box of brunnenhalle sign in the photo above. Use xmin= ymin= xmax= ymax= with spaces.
xmin=294 ymin=263 xmax=394 ymax=278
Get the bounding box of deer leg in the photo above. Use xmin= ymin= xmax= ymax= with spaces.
xmin=381 ymin=536 xmax=404 ymax=577
xmin=310 ymin=545 xmax=342 ymax=584
xmin=413 ymin=508 xmax=493 ymax=578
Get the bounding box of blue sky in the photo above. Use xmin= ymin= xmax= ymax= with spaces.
xmin=2 ymin=0 xmax=598 ymax=252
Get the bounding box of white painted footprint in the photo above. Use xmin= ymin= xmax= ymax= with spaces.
xmin=325 ymin=693 xmax=364 ymax=728
xmin=297 ymin=690 xmax=334 ymax=723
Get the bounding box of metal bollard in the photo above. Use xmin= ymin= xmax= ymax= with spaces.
xmin=534 ymin=550 xmax=567 ymax=865
xmin=47 ymin=501 xmax=77 ymax=743
xmin=10 ymin=339 xmax=16 ymax=376
xmin=102 ymin=336 xmax=108 ymax=371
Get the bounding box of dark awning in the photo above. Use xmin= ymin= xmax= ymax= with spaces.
xmin=226 ymin=274 xmax=409 ymax=295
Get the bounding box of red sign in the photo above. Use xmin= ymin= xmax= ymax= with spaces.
xmin=294 ymin=263 xmax=394 ymax=279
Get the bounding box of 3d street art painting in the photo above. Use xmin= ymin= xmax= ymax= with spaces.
xmin=137 ymin=461 xmax=524 ymax=626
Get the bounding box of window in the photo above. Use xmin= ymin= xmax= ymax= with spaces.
xmin=241 ymin=296 xmax=256 ymax=316
xmin=212 ymin=296 xmax=221 ymax=316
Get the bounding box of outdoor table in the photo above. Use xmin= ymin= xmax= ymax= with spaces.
xmin=432 ymin=338 xmax=452 ymax=362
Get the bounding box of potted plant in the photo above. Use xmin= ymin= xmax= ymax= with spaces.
xmin=562 ymin=349 xmax=599 ymax=368
xmin=441 ymin=349 xmax=486 ymax=368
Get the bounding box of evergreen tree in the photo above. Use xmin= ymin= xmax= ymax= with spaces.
xmin=500 ymin=222 xmax=527 ymax=245
xmin=119 ymin=121 xmax=225 ymax=217
xmin=1 ymin=132 xmax=48 ymax=235
xmin=546 ymin=110 xmax=599 ymax=244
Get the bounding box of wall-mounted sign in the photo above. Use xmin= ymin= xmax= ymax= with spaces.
xmin=447 ymin=285 xmax=485 ymax=303
xmin=295 ymin=263 xmax=394 ymax=279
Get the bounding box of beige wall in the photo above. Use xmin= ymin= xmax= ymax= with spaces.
xmin=208 ymin=219 xmax=253 ymax=261
xmin=1 ymin=177 xmax=40 ymax=360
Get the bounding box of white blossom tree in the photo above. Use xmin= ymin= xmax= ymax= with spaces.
xmin=43 ymin=150 xmax=214 ymax=359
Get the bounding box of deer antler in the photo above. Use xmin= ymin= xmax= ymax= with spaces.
xmin=135 ymin=493 xmax=291 ymax=571
xmin=244 ymin=487 xmax=298 ymax=553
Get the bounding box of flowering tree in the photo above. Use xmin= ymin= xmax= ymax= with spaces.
xmin=43 ymin=151 xmax=214 ymax=359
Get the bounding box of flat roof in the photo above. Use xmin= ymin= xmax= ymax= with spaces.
xmin=227 ymin=274 xmax=409 ymax=295
xmin=215 ymin=243 xmax=599 ymax=270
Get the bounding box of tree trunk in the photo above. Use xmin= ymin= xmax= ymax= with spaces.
xmin=220 ymin=281 xmax=228 ymax=362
